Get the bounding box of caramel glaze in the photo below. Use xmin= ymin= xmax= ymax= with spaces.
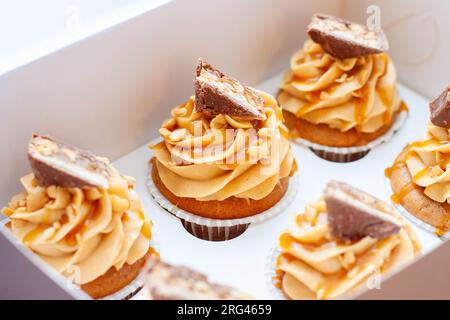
xmin=296 ymin=84 xmax=408 ymax=137
xmin=23 ymin=192 xmax=151 ymax=247
xmin=273 ymin=252 xmax=295 ymax=289
xmin=385 ymin=146 xmax=421 ymax=205
xmin=385 ymin=137 xmax=445 ymax=205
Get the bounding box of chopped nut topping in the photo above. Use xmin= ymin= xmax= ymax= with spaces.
xmin=169 ymin=128 xmax=188 ymax=142
xmin=36 ymin=139 xmax=59 ymax=156
xmin=62 ymin=148 xmax=76 ymax=162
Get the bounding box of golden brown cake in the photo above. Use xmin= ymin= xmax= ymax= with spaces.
xmin=283 ymin=108 xmax=399 ymax=148
xmin=81 ymin=250 xmax=152 ymax=299
xmin=387 ymin=87 xmax=450 ymax=234
xmin=277 ymin=14 xmax=404 ymax=160
xmin=274 ymin=181 xmax=420 ymax=300
xmin=388 ymin=150 xmax=450 ymax=233
xmin=387 ymin=132 xmax=450 ymax=233
xmin=151 ymin=158 xmax=291 ymax=219
xmin=1 ymin=134 xmax=155 ymax=299
xmin=150 ymin=59 xmax=296 ymax=240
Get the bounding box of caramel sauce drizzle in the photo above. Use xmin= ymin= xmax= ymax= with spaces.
xmin=378 ymin=88 xmax=393 ymax=125
xmin=279 ymin=232 xmax=294 ymax=249
xmin=384 ymin=161 xmax=404 ymax=178
xmin=141 ymin=221 xmax=152 ymax=240
xmin=148 ymin=247 xmax=160 ymax=260
xmin=399 ymin=101 xmax=409 ymax=112
xmin=435 ymin=228 xmax=446 ymax=237
xmin=23 ymin=224 xmax=50 ymax=244
xmin=293 ymin=50 xmax=403 ymax=133
xmin=412 ymin=167 xmax=430 ymax=182
xmin=390 ymin=182 xmax=417 ymax=204
xmin=387 ymin=140 xmax=450 ymax=236
xmin=273 ymin=253 xmax=295 ymax=289
xmin=296 ymin=91 xmax=321 ymax=116
xmin=355 ymin=88 xmax=368 ymax=131
xmin=385 ymin=147 xmax=420 ymax=204
xmin=437 ymin=155 xmax=450 ymax=170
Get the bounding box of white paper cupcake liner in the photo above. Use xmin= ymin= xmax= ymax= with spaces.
xmin=147 ymin=164 xmax=299 ymax=241
xmin=0 ymin=218 xmax=159 ymax=300
xmin=265 ymin=246 xmax=287 ymax=300
xmin=384 ymin=177 xmax=449 ymax=240
xmin=294 ymin=111 xmax=408 ymax=162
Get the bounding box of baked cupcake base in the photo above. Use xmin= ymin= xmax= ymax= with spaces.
xmin=389 ymin=149 xmax=450 ymax=233
xmin=149 ymin=159 xmax=296 ymax=241
xmin=81 ymin=251 xmax=151 ymax=299
xmin=283 ymin=109 xmax=404 ymax=162
xmin=283 ymin=110 xmax=396 ymax=147
xmin=151 ymin=160 xmax=289 ymax=219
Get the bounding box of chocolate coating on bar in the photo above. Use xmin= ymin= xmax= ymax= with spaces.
xmin=429 ymin=86 xmax=450 ymax=128
xmin=145 ymin=259 xmax=251 ymax=300
xmin=324 ymin=180 xmax=401 ymax=241
xmin=28 ymin=134 xmax=112 ymax=189
xmin=307 ymin=14 xmax=389 ymax=59
xmin=194 ymin=59 xmax=266 ymax=120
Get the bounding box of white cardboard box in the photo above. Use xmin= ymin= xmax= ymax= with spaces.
xmin=0 ymin=0 xmax=449 ymax=299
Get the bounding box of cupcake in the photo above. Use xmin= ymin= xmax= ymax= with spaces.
xmin=273 ymin=180 xmax=420 ymax=300
xmin=1 ymin=134 xmax=155 ymax=299
xmin=386 ymin=86 xmax=450 ymax=236
xmin=278 ymin=14 xmax=406 ymax=162
xmin=144 ymin=259 xmax=252 ymax=300
xmin=149 ymin=59 xmax=297 ymax=241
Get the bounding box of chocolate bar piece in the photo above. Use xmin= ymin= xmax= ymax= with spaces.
xmin=145 ymin=259 xmax=251 ymax=300
xmin=429 ymin=86 xmax=450 ymax=128
xmin=307 ymin=14 xmax=389 ymax=59
xmin=28 ymin=134 xmax=112 ymax=189
xmin=324 ymin=180 xmax=401 ymax=241
xmin=194 ymin=59 xmax=266 ymax=120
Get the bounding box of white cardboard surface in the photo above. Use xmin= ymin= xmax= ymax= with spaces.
xmin=120 ymin=73 xmax=441 ymax=299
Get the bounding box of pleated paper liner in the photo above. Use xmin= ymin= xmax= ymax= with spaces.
xmin=0 ymin=218 xmax=159 ymax=300
xmin=294 ymin=111 xmax=408 ymax=163
xmin=147 ymin=164 xmax=299 ymax=241
xmin=265 ymin=246 xmax=288 ymax=300
xmin=384 ymin=177 xmax=449 ymax=240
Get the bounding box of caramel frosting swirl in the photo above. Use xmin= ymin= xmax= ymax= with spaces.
xmin=2 ymin=171 xmax=152 ymax=285
xmin=152 ymin=90 xmax=295 ymax=201
xmin=275 ymin=199 xmax=420 ymax=300
xmin=278 ymin=39 xmax=402 ymax=133
xmin=405 ymin=124 xmax=450 ymax=203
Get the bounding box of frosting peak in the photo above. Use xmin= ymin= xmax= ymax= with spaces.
xmin=275 ymin=199 xmax=420 ymax=300
xmin=152 ymin=91 xmax=295 ymax=201
xmin=2 ymin=170 xmax=152 ymax=285
xmin=405 ymin=123 xmax=450 ymax=203
xmin=279 ymin=39 xmax=402 ymax=133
